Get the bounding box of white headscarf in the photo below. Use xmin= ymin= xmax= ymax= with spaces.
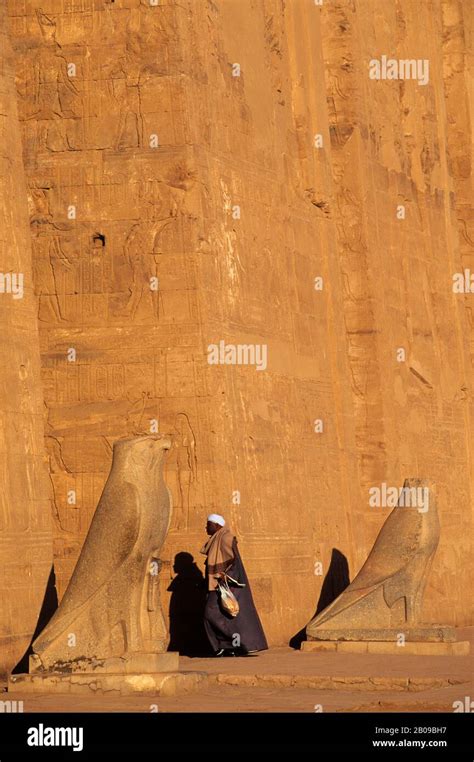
xmin=207 ymin=513 xmax=225 ymax=526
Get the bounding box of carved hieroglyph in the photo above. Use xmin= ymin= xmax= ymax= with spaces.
xmin=307 ymin=480 xmax=440 ymax=637
xmin=32 ymin=436 xmax=172 ymax=672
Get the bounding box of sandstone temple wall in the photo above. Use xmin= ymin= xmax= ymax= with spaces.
xmin=4 ymin=0 xmax=473 ymax=647
xmin=0 ymin=2 xmax=52 ymax=676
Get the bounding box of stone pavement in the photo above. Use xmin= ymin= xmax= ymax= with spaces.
xmin=2 ymin=628 xmax=472 ymax=713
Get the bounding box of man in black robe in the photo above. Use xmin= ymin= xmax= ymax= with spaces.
xmin=200 ymin=514 xmax=268 ymax=657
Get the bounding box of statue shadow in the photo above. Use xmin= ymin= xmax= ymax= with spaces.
xmin=13 ymin=565 xmax=59 ymax=674
xmin=289 ymin=548 xmax=350 ymax=649
xmin=167 ymin=552 xmax=212 ymax=657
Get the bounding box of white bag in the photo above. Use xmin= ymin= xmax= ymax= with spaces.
xmin=217 ymin=577 xmax=240 ymax=617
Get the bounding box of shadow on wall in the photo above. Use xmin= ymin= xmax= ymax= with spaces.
xmin=13 ymin=565 xmax=59 ymax=674
xmin=289 ymin=548 xmax=350 ymax=649
xmin=167 ymin=552 xmax=212 ymax=657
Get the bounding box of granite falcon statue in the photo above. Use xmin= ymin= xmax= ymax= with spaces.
xmin=306 ymin=479 xmax=439 ymax=636
xmin=32 ymin=435 xmax=172 ymax=672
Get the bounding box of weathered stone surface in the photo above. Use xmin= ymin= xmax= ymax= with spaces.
xmin=8 ymin=670 xmax=206 ymax=697
xmin=0 ymin=3 xmax=52 ymax=678
xmin=301 ymin=641 xmax=470 ymax=656
xmin=210 ymin=671 xmax=464 ymax=690
xmin=3 ymin=0 xmax=473 ymax=651
xmin=29 ymin=651 xmax=179 ymax=675
xmin=32 ymin=436 xmax=173 ymax=672
xmin=307 ymin=627 xmax=457 ymax=642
